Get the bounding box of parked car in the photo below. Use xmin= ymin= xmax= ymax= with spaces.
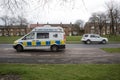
xmin=81 ymin=34 xmax=108 ymax=44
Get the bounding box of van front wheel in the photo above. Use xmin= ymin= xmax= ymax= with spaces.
xmin=51 ymin=45 xmax=58 ymax=52
xmin=16 ymin=45 xmax=23 ymax=52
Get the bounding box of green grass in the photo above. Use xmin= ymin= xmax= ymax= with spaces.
xmin=0 ymin=36 xmax=21 ymax=44
xmin=101 ymin=48 xmax=120 ymax=53
xmin=0 ymin=35 xmax=119 ymax=44
xmin=102 ymin=35 xmax=120 ymax=42
xmin=0 ymin=36 xmax=82 ymax=44
xmin=0 ymin=64 xmax=120 ymax=80
xmin=66 ymin=36 xmax=82 ymax=44
xmin=66 ymin=36 xmax=82 ymax=41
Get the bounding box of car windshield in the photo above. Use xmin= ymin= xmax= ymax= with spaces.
xmin=84 ymin=35 xmax=88 ymax=37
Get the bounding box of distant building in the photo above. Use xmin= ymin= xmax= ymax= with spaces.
xmin=0 ymin=26 xmax=28 ymax=36
xmin=84 ymin=22 xmax=120 ymax=35
xmin=28 ymin=22 xmax=82 ymax=36
xmin=0 ymin=22 xmax=83 ymax=36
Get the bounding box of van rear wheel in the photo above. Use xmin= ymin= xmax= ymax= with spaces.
xmin=16 ymin=45 xmax=23 ymax=52
xmin=51 ymin=45 xmax=58 ymax=52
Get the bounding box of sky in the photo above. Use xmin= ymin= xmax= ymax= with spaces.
xmin=25 ymin=0 xmax=111 ymax=24
xmin=0 ymin=0 xmax=120 ymax=24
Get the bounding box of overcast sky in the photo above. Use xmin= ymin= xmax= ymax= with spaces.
xmin=25 ymin=0 xmax=113 ymax=24
xmin=0 ymin=0 xmax=120 ymax=24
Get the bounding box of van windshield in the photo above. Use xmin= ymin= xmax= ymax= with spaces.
xmin=22 ymin=33 xmax=35 ymax=40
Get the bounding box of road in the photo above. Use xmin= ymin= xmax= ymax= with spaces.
xmin=0 ymin=43 xmax=120 ymax=64
xmin=0 ymin=43 xmax=120 ymax=48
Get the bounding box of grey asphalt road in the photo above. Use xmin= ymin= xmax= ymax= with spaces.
xmin=0 ymin=48 xmax=120 ymax=64
xmin=0 ymin=43 xmax=120 ymax=64
xmin=0 ymin=43 xmax=120 ymax=49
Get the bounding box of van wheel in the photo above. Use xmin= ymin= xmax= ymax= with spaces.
xmin=86 ymin=40 xmax=91 ymax=44
xmin=51 ymin=45 xmax=58 ymax=52
xmin=16 ymin=45 xmax=23 ymax=52
xmin=102 ymin=40 xmax=106 ymax=44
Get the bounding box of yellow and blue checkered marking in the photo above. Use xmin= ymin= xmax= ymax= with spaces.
xmin=20 ymin=40 xmax=65 ymax=47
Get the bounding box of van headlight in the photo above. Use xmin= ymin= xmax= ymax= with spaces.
xmin=14 ymin=41 xmax=18 ymax=45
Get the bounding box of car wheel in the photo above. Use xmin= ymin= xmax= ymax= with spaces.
xmin=16 ymin=45 xmax=23 ymax=52
xmin=86 ymin=40 xmax=91 ymax=44
xmin=102 ymin=40 xmax=106 ymax=44
xmin=51 ymin=45 xmax=58 ymax=52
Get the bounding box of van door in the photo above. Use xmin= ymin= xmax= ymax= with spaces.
xmin=22 ymin=32 xmax=36 ymax=49
xmin=36 ymin=32 xmax=50 ymax=49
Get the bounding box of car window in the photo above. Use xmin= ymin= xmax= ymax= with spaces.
xmin=95 ymin=35 xmax=100 ymax=38
xmin=90 ymin=35 xmax=95 ymax=38
xmin=84 ymin=35 xmax=88 ymax=37
xmin=90 ymin=35 xmax=100 ymax=38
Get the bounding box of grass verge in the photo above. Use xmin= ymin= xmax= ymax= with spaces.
xmin=66 ymin=36 xmax=82 ymax=41
xmin=0 ymin=35 xmax=120 ymax=44
xmin=0 ymin=64 xmax=120 ymax=80
xmin=0 ymin=36 xmax=82 ymax=44
xmin=101 ymin=48 xmax=120 ymax=53
xmin=103 ymin=35 xmax=120 ymax=42
xmin=0 ymin=36 xmax=21 ymax=44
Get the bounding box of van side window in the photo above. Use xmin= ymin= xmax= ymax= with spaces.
xmin=22 ymin=33 xmax=35 ymax=40
xmin=37 ymin=33 xmax=49 ymax=39
xmin=53 ymin=34 xmax=58 ymax=38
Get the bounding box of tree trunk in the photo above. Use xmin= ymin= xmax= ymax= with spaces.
xmin=110 ymin=10 xmax=115 ymax=35
xmin=105 ymin=23 xmax=107 ymax=35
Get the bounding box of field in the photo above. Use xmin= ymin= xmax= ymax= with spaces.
xmin=0 ymin=35 xmax=120 ymax=44
xmin=0 ymin=36 xmax=21 ymax=44
xmin=0 ymin=36 xmax=82 ymax=44
xmin=103 ymin=35 xmax=120 ymax=42
xmin=0 ymin=64 xmax=120 ymax=80
xmin=66 ymin=36 xmax=82 ymax=44
xmin=102 ymin=48 xmax=120 ymax=53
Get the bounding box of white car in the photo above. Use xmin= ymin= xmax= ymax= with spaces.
xmin=81 ymin=34 xmax=108 ymax=44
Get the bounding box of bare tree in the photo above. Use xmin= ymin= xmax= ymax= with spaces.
xmin=88 ymin=13 xmax=98 ymax=34
xmin=114 ymin=7 xmax=120 ymax=35
xmin=88 ymin=12 xmax=107 ymax=35
xmin=9 ymin=17 xmax=19 ymax=26
xmin=18 ymin=16 xmax=28 ymax=27
xmin=0 ymin=0 xmax=76 ymax=13
xmin=0 ymin=0 xmax=27 ymax=13
xmin=0 ymin=15 xmax=10 ymax=36
xmin=74 ymin=19 xmax=84 ymax=35
xmin=105 ymin=0 xmax=120 ymax=35
xmin=0 ymin=15 xmax=8 ymax=27
xmin=75 ymin=19 xmax=84 ymax=28
xmin=96 ymin=13 xmax=107 ymax=35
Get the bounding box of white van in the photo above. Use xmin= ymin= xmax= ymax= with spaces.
xmin=13 ymin=25 xmax=66 ymax=52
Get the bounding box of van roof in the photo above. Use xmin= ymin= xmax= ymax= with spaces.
xmin=32 ymin=25 xmax=64 ymax=32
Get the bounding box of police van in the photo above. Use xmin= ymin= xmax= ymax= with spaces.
xmin=13 ymin=25 xmax=66 ymax=52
